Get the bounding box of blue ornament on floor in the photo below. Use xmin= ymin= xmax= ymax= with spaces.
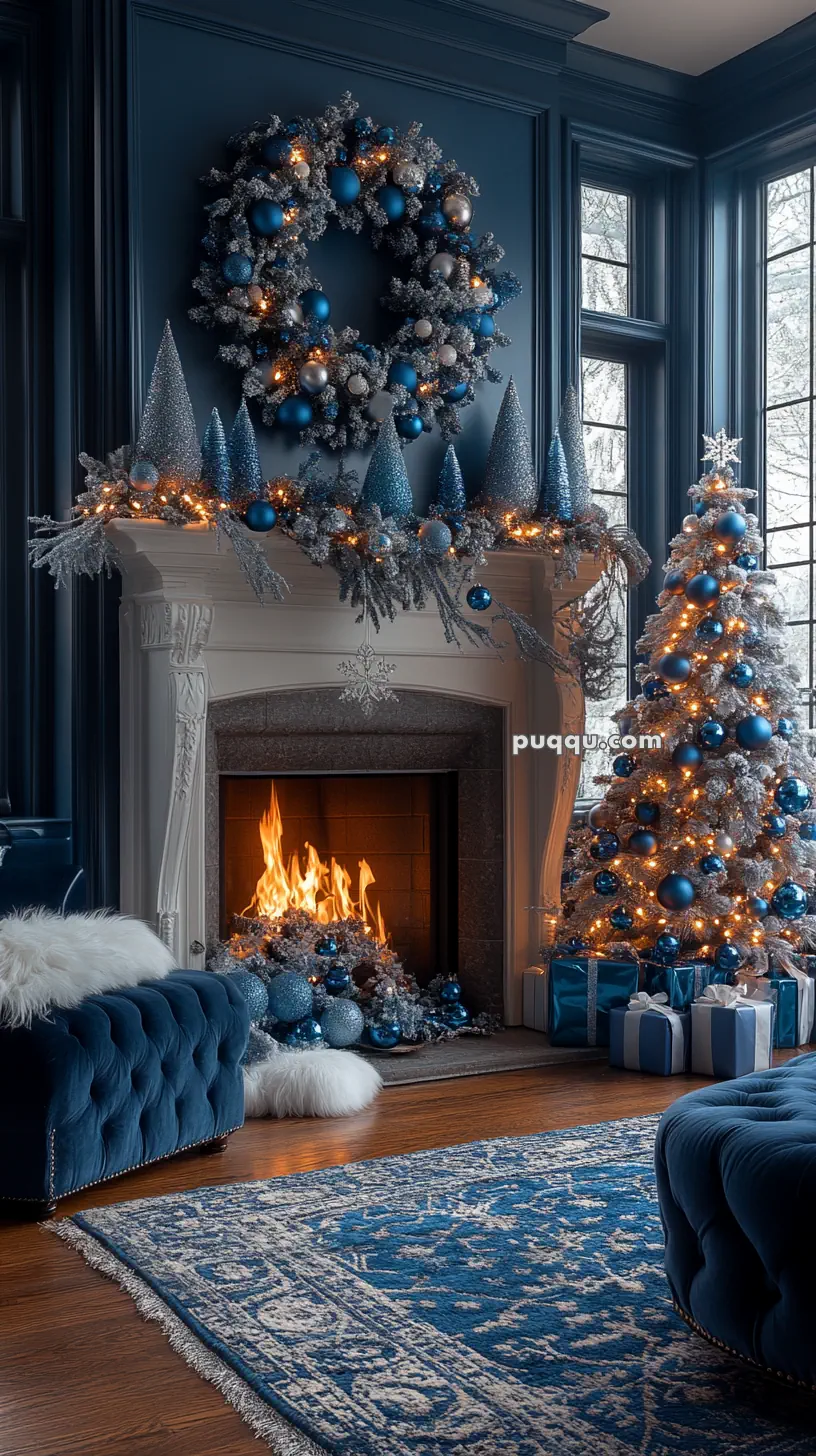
xmin=129 ymin=459 xmax=160 ymax=492
xmin=267 ymin=972 xmax=314 ymax=1024
xmin=593 ymin=870 xmax=619 ymax=895
xmin=643 ymin=678 xmax=670 ymax=701
xmin=440 ymin=979 xmax=462 ymax=1004
xmin=735 ymin=714 xmax=773 ymax=750
xmin=799 ymin=822 xmax=816 ymax=842
xmin=696 ymin=616 xmax=724 ymax=643
xmin=714 ymin=942 xmax=744 ymax=972
xmin=590 ymin=831 xmax=620 ymax=862
xmin=418 ymin=519 xmax=453 ymax=554
xmin=467 ymin=585 xmax=492 ymax=611
xmin=323 ymin=964 xmax=351 ymax=994
xmin=699 ymin=854 xmax=725 ymax=874
xmin=444 ymin=1002 xmax=471 ymax=1029
xmin=657 ymin=652 xmax=691 ymax=684
xmin=396 ymin=413 xmax=424 ymax=440
xmin=328 ymin=166 xmax=361 ymax=205
xmin=763 ymin=813 xmax=787 ymax=838
xmin=277 ymin=396 xmax=314 ymax=430
xmin=444 ymin=382 xmax=468 ymax=403
xmin=663 ymin=570 xmax=686 ymax=595
xmin=628 ymin=829 xmax=658 ymax=856
xmin=609 ymin=906 xmax=634 ymax=931
xmin=713 ymin=510 xmax=747 ymax=543
xmin=736 ymin=552 xmax=759 ymax=571
xmin=227 ymin=971 xmax=268 ymax=1024
xmin=657 ymin=873 xmax=695 ymax=910
xmin=320 ymin=999 xmax=364 ymax=1048
xmin=300 ymin=289 xmax=331 ymax=322
xmin=222 ymin=253 xmax=253 ymax=286
xmin=771 ymin=879 xmax=808 ymax=920
xmin=613 ymin=754 xmax=636 ymax=777
xmin=243 ymin=500 xmax=277 ymax=533
xmin=262 ymin=136 xmax=292 ymax=167
xmin=285 ymin=1017 xmax=325 ymax=1047
xmin=684 ymin=573 xmax=720 ymax=607
xmin=652 ymin=932 xmax=680 ymax=965
xmin=775 ymin=776 xmax=812 ymax=814
xmin=728 ymin=661 xmax=754 ymax=687
xmin=388 ymin=360 xmax=418 ymax=394
xmin=747 ymin=895 xmax=769 ymax=918
xmin=248 ymin=199 xmax=284 ymax=235
xmin=367 ymin=1022 xmax=401 ymax=1049
xmin=376 ymin=184 xmax=406 ymax=222
xmin=634 ymin=801 xmax=660 ymax=825
xmin=672 ymin=742 xmax=703 ymax=770
xmin=698 ymin=720 xmax=726 ymax=750
xmin=777 ymin=717 xmax=796 ymax=739
xmin=316 ymin=936 xmax=338 ymax=957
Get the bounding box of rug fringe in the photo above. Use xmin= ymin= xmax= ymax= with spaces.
xmin=47 ymin=1219 xmax=327 ymax=1456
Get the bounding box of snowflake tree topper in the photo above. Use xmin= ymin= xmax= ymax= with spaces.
xmin=701 ymin=429 xmax=741 ymax=472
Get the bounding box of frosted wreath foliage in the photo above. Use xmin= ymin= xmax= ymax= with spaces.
xmin=190 ymin=93 xmax=520 ymax=448
xmin=562 ymin=434 xmax=816 ymax=973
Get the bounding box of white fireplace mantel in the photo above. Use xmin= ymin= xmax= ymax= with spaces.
xmin=111 ymin=519 xmax=602 ymax=1023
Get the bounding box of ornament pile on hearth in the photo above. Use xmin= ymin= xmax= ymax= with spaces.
xmin=560 ymin=429 xmax=816 ymax=975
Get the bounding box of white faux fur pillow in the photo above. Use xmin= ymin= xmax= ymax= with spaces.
xmin=244 ymin=1048 xmax=382 ymax=1118
xmin=0 ymin=909 xmax=178 ymax=1027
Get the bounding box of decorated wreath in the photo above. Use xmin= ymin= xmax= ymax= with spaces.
xmin=189 ymin=93 xmax=520 ymax=450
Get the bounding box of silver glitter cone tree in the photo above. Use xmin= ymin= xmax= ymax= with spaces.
xmin=559 ymin=430 xmax=816 ymax=977
xmin=478 ymin=377 xmax=537 ymax=515
xmin=201 ymin=407 xmax=234 ymax=501
xmin=360 ymin=415 xmax=413 ymax=518
xmin=229 ymin=400 xmax=265 ymax=497
xmin=434 ymin=445 xmax=467 ymax=516
xmin=558 ymin=383 xmax=591 ymax=518
xmin=536 ymin=429 xmax=572 ymax=521
xmin=135 ymin=321 xmax=201 ymax=483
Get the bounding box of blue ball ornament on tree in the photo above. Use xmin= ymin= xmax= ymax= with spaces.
xmin=323 ymin=964 xmax=351 ymax=994
xmin=635 ymin=800 xmax=660 ymax=825
xmin=771 ymin=879 xmax=808 ymax=920
xmin=418 ymin=519 xmax=453 ymax=554
xmin=396 ymin=413 xmax=424 ymax=440
xmin=684 ymin=573 xmax=721 ymax=608
xmin=735 ymin=714 xmax=773 ymax=750
xmin=714 ymin=942 xmax=744 ymax=973
xmin=477 ymin=314 xmax=495 ymax=338
xmin=799 ymin=822 xmax=816 ymax=842
xmin=628 ymin=829 xmax=658 ymax=856
xmin=663 ymin=570 xmax=687 ymax=596
xmin=328 ymin=166 xmax=361 ymax=205
xmin=277 ymin=396 xmax=314 ymax=431
xmin=315 ymin=935 xmax=338 ymax=957
xmin=609 ymin=905 xmax=634 ymax=931
xmin=672 ymin=742 xmax=704 ymax=770
xmin=243 ymin=499 xmax=277 ymax=533
xmin=440 ymin=979 xmax=462 ymax=1004
xmin=775 ymin=776 xmax=812 ymax=814
xmin=590 ymin=831 xmax=620 ymax=862
xmin=657 ymin=873 xmax=696 ymax=911
xmin=222 ymin=253 xmax=253 ymax=286
xmin=285 ymin=1017 xmax=325 ymax=1047
xmin=699 ymin=853 xmax=725 ymax=874
xmin=696 ymin=616 xmax=724 ymax=643
xmin=248 ymin=199 xmax=284 ymax=235
xmin=693 ymin=502 xmax=707 ymax=518
xmin=728 ymin=661 xmax=755 ymax=687
xmin=713 ymin=510 xmax=747 ymax=544
xmin=266 ymin=972 xmax=314 ymax=1024
xmin=593 ymin=870 xmax=620 ymax=895
xmin=652 ymin=932 xmax=681 ymax=966
xmin=612 ymin=754 xmax=637 ymax=777
xmin=367 ymin=1021 xmax=401 ymax=1049
xmin=300 ymin=289 xmax=331 ymax=322
xmin=261 ymin=136 xmax=292 ymax=168
xmin=763 ymin=813 xmax=787 ymax=838
xmin=320 ymin=999 xmax=364 ymax=1048
xmin=657 ymin=652 xmax=691 ymax=684
xmin=747 ymin=895 xmax=769 ymax=918
xmin=697 ymin=720 xmax=726 ymax=750
xmin=736 ymin=552 xmax=759 ymax=571
xmin=376 ymin=184 xmax=406 ymax=222
xmin=467 ymin=585 xmax=492 ymax=612
xmin=643 ymin=678 xmax=670 ymax=701
xmin=388 ymin=360 xmax=418 ymax=394
xmin=777 ymin=717 xmax=796 ymax=739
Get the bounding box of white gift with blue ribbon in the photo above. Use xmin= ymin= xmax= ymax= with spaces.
xmin=609 ymin=991 xmax=690 ymax=1075
xmin=690 ymin=983 xmax=774 ymax=1078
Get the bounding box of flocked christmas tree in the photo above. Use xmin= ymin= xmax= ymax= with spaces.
xmin=561 ymin=430 xmax=816 ymax=976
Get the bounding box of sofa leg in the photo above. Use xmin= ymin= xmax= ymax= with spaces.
xmin=201 ymin=1134 xmax=230 ymax=1155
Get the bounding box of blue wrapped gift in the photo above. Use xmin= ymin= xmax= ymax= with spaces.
xmin=690 ymin=984 xmax=774 ymax=1078
xmin=609 ymin=992 xmax=691 ymax=1075
xmin=644 ymin=962 xmax=734 ymax=1011
xmin=549 ymin=956 xmax=639 ymax=1046
xmin=746 ymin=970 xmax=814 ymax=1048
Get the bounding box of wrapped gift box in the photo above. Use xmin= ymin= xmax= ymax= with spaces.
xmin=745 ymin=969 xmax=815 ymax=1048
xmin=522 ymin=966 xmax=549 ymax=1033
xmin=609 ymin=993 xmax=691 ymax=1075
xmin=549 ymin=956 xmax=639 ymax=1047
xmin=643 ymin=962 xmax=734 ymax=1011
xmin=690 ymin=985 xmax=774 ymax=1078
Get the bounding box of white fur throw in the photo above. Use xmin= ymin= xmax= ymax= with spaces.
xmin=244 ymin=1048 xmax=382 ymax=1119
xmin=0 ymin=910 xmax=177 ymax=1027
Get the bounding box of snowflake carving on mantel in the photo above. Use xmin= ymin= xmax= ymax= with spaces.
xmin=338 ymin=641 xmax=398 ymax=717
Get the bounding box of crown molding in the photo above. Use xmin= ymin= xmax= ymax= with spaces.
xmin=695 ymin=13 xmax=816 ymax=157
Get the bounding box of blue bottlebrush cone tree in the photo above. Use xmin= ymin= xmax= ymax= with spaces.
xmin=557 ymin=383 xmax=592 ymax=519
xmin=135 ymin=320 xmax=201 ymax=484
xmin=536 ymin=429 xmax=572 ymax=522
xmin=433 ymin=445 xmax=467 ymax=516
xmin=229 ymin=400 xmax=265 ymax=497
xmin=360 ymin=415 xmax=413 ymax=518
xmin=478 ymin=377 xmax=537 ymax=515
xmin=201 ymin=407 xmax=234 ymax=501
xmin=560 ymin=431 xmax=816 ymax=976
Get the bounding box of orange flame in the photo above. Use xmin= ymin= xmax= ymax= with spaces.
xmin=248 ymin=782 xmax=387 ymax=942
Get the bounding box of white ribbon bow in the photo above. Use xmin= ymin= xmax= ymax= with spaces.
xmin=697 ymin=982 xmax=750 ymax=1008
xmin=627 ymin=991 xmax=676 ymax=1019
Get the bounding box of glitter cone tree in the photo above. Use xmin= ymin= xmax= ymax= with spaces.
xmin=561 ymin=431 xmax=816 ymax=976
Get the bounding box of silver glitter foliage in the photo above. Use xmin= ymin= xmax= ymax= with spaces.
xmin=135 ymin=321 xmax=201 ymax=482
xmin=478 ymin=377 xmax=537 ymax=514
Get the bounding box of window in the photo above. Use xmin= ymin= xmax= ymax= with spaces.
xmin=581 ymin=185 xmax=630 ymax=317
xmin=764 ymin=167 xmax=816 ymax=725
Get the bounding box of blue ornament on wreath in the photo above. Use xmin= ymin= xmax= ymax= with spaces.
xmin=277 ymin=396 xmax=314 ymax=431
xmin=771 ymin=879 xmax=808 ymax=920
xmin=323 ymin=964 xmax=351 ymax=994
xmin=777 ymin=717 xmax=796 ymax=739
xmin=657 ymin=873 xmax=695 ymax=911
xmin=643 ymin=678 xmax=670 ymax=701
xmin=315 ymin=935 xmax=338 ymax=957
xmin=444 ymin=381 xmax=468 ymax=403
xmin=320 ymin=998 xmax=364 ymax=1048
xmin=635 ymin=800 xmax=660 ymax=825
xmin=376 ymin=125 xmax=396 ymax=144
xmin=222 ymin=252 xmax=253 ymax=285
xmin=328 ymin=166 xmax=361 ymax=205
xmin=590 ymin=831 xmax=620 ymax=862
xmin=440 ymin=979 xmax=463 ymax=1004
xmin=612 ymin=754 xmax=636 ymax=778
xmin=713 ymin=510 xmax=747 ymax=543
xmin=376 ymin=184 xmax=406 ymax=222
xmin=388 ymin=360 xmax=418 ymax=394
xmin=418 ymin=519 xmax=453 ymax=554
xmin=285 ymin=1017 xmax=325 ymax=1047
xmin=628 ymin=829 xmax=658 ymax=857
xmin=444 ymin=1002 xmax=471 ymax=1029
xmin=248 ymin=199 xmax=284 ymax=235
xmin=609 ymin=905 xmax=634 ymax=931
xmin=262 ymin=136 xmax=292 ymax=168
xmin=747 ymin=895 xmax=769 ymax=918
xmin=226 ymin=971 xmax=268 ymax=1024
xmin=735 ymin=714 xmax=773 ymax=750
xmin=367 ymin=1022 xmax=401 ymax=1049
xmin=800 ymin=822 xmax=816 ymax=842
xmin=736 ymin=552 xmax=759 ymax=571
xmin=396 ymin=413 xmax=424 ymax=440
xmin=652 ymin=932 xmax=681 ymax=966
xmin=477 ymin=314 xmax=495 ymax=338
xmin=129 ymin=459 xmax=160 ymax=492
xmin=699 ymin=853 xmax=725 ymax=874
xmin=266 ymin=972 xmax=314 ymax=1024
xmin=698 ymin=720 xmax=726 ymax=750
xmin=728 ymin=661 xmax=754 ymax=687
xmin=300 ymin=288 xmax=331 ymax=322
xmin=684 ymin=573 xmax=720 ymax=608
xmin=763 ymin=813 xmax=787 ymax=838
xmin=714 ymin=942 xmax=744 ymax=973
xmin=243 ymin=499 xmax=277 ymax=533
xmin=663 ymin=570 xmax=686 ymax=595
xmin=467 ymin=585 xmax=492 ymax=611
xmin=658 ymin=652 xmax=691 ymax=684
xmin=672 ymin=742 xmax=703 ymax=770
xmin=696 ymin=616 xmax=724 ymax=643
xmin=593 ymin=870 xmax=620 ymax=895
xmin=775 ymin=776 xmax=812 ymax=814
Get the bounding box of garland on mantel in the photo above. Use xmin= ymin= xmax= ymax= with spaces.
xmin=28 ymin=322 xmax=650 ymax=702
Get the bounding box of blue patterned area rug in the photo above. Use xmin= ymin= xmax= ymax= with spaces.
xmin=53 ymin=1117 xmax=816 ymax=1455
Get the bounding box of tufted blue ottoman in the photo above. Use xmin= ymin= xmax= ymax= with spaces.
xmin=656 ymin=1053 xmax=816 ymax=1387
xmin=0 ymin=970 xmax=249 ymax=1218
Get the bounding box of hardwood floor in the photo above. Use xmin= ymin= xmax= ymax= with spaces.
xmin=0 ymin=1057 xmax=796 ymax=1456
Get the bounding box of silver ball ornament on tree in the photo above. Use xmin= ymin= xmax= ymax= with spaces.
xmin=346 ymin=373 xmax=369 ymax=397
xmin=413 ymin=319 xmax=433 ymax=340
xmin=428 ymin=252 xmax=457 ymax=280
xmin=438 ymin=344 xmax=457 ymax=366
xmin=713 ymin=831 xmax=734 ymax=855
xmin=441 ymin=192 xmax=472 ymax=227
xmin=280 ymin=301 xmax=304 ymax=327
xmin=392 ymin=161 xmax=424 ymax=194
xmin=682 ymin=514 xmax=698 ymax=534
xmin=129 ymin=459 xmax=160 ymax=492
xmin=418 ymin=519 xmax=453 ymax=554
xmin=298 ymin=360 xmax=329 ymax=394
xmin=320 ymin=998 xmax=365 ymax=1048
xmin=292 ymin=161 xmax=310 ymax=180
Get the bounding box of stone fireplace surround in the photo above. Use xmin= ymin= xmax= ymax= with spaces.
xmin=112 ymin=519 xmax=601 ymax=1024
xmin=206 ymin=690 xmax=504 ymax=1015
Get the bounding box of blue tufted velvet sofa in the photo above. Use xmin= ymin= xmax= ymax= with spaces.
xmin=0 ymin=970 xmax=249 ymax=1218
xmin=656 ymin=1053 xmax=816 ymax=1387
